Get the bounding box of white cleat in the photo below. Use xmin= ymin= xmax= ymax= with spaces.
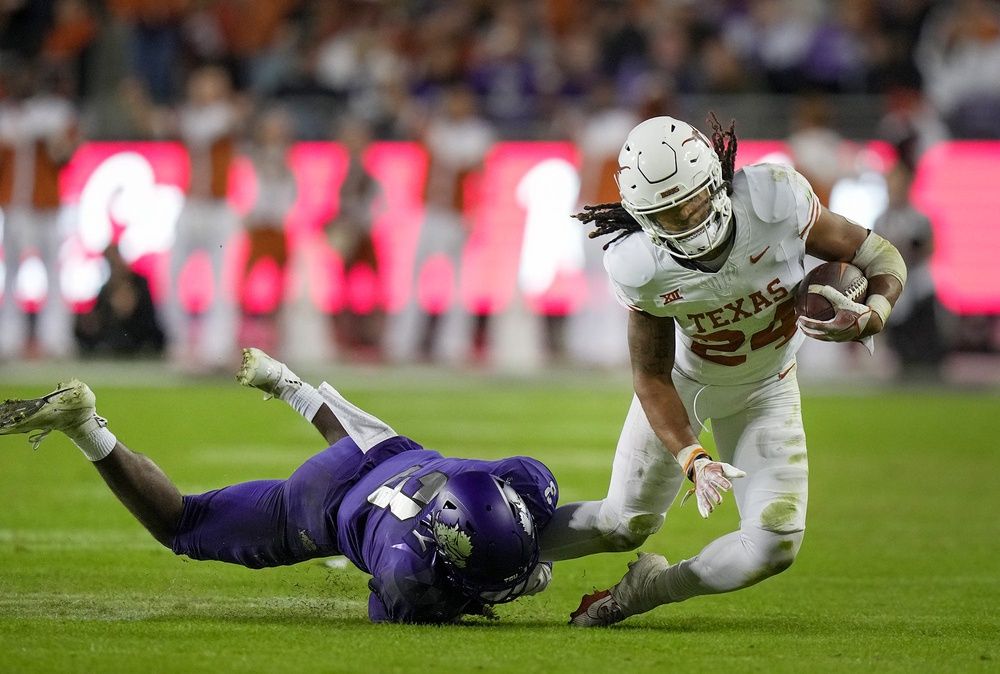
xmin=569 ymin=588 xmax=625 ymax=627
xmin=0 ymin=379 xmax=104 ymax=449
xmin=236 ymin=347 xmax=300 ymax=399
xmin=569 ymin=552 xmax=670 ymax=627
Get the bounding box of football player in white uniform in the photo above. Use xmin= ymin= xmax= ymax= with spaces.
xmin=536 ymin=115 xmax=907 ymax=626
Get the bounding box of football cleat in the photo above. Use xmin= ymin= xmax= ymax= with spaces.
xmin=236 ymin=347 xmax=301 ymax=399
xmin=569 ymin=552 xmax=671 ymax=627
xmin=569 ymin=589 xmax=625 ymax=627
xmin=0 ymin=379 xmax=105 ymax=449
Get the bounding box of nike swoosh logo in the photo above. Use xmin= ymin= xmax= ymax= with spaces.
xmin=750 ymin=246 xmax=770 ymax=264
xmin=777 ymin=362 xmax=796 ymax=380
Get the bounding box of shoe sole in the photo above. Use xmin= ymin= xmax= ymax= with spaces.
xmin=0 ymin=383 xmax=93 ymax=435
xmin=0 ymin=396 xmax=52 ymax=432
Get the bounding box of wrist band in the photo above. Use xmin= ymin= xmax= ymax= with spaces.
xmin=676 ymin=443 xmax=711 ymax=481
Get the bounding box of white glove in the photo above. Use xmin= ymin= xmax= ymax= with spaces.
xmin=681 ymin=457 xmax=747 ymax=519
xmin=797 ymin=285 xmax=878 ymax=343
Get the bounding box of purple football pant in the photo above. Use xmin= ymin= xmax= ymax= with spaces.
xmin=171 ymin=437 xmax=369 ymax=568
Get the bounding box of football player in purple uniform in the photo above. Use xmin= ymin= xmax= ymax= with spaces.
xmin=0 ymin=348 xmax=557 ymax=624
xmin=539 ymin=115 xmax=907 ymax=626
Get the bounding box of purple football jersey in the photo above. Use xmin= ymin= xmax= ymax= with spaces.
xmin=337 ymin=436 xmax=558 ymax=623
xmin=172 ymin=434 xmax=557 ymax=623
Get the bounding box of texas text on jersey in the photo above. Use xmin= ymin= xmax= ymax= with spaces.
xmin=603 ymin=163 xmax=820 ymax=384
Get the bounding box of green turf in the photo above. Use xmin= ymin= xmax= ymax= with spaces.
xmin=1 ymin=377 xmax=998 ymax=673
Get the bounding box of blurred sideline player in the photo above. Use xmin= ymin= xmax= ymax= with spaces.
xmin=0 ymin=348 xmax=556 ymax=624
xmin=539 ymin=115 xmax=906 ymax=626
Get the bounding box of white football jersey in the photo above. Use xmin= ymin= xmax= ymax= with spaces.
xmin=604 ymin=163 xmax=821 ymax=385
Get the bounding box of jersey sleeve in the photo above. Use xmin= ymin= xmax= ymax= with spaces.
xmin=483 ymin=456 xmax=558 ymax=529
xmin=603 ymin=234 xmax=659 ymax=314
xmin=367 ymin=545 xmax=470 ymax=624
xmin=741 ymin=163 xmax=821 ymax=240
xmin=787 ymin=168 xmax=821 ymax=240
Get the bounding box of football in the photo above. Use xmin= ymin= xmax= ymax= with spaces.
xmin=795 ymin=262 xmax=868 ymax=321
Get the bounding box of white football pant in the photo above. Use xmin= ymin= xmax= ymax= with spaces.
xmin=540 ymin=364 xmax=808 ymax=604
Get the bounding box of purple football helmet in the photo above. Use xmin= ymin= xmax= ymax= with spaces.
xmin=427 ymin=471 xmax=539 ymax=603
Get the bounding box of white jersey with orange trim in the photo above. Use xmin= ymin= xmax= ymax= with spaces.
xmin=603 ymin=163 xmax=820 ymax=385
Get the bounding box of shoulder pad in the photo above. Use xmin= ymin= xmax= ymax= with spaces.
xmin=738 ymin=163 xmax=798 ymax=224
xmin=603 ymin=233 xmax=657 ymax=288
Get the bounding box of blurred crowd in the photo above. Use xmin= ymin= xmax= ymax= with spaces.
xmin=1 ymin=0 xmax=999 ymax=378
xmin=2 ymin=0 xmax=1000 ymax=142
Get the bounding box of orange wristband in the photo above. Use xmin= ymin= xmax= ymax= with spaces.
xmin=676 ymin=444 xmax=711 ymax=481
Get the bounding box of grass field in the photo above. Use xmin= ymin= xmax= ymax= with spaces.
xmin=1 ymin=368 xmax=998 ymax=673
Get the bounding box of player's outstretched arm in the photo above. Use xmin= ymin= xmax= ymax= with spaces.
xmin=628 ymin=311 xmax=745 ymax=518
xmin=628 ymin=311 xmax=697 ymax=451
xmin=801 ymin=207 xmax=906 ymax=341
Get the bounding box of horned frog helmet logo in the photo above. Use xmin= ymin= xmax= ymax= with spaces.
xmin=433 ymin=520 xmax=473 ymax=568
xmin=506 ymin=487 xmax=534 ymax=536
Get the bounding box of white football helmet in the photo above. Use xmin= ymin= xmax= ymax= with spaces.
xmin=616 ymin=116 xmax=733 ymax=259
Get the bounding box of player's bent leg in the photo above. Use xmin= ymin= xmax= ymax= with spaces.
xmin=172 ymin=479 xmax=295 ymax=567
xmin=665 ymin=369 xmax=808 ymax=597
xmin=596 ymin=503 xmax=665 ymax=552
xmin=172 ymin=438 xmax=361 ymax=567
xmin=237 ymin=347 xmax=331 ymax=439
xmin=237 ymin=347 xmax=394 ymax=450
xmin=0 ymin=380 xmax=186 ymax=547
xmin=540 ymin=500 xmax=664 ymax=560
xmin=540 ymin=395 xmax=683 ymax=561
xmin=94 ymin=445 xmax=184 ymax=548
xmin=664 ymin=525 xmax=804 ymax=599
xmin=237 ymin=346 xmax=345 ymax=443
xmin=570 ymin=524 xmax=804 ymax=626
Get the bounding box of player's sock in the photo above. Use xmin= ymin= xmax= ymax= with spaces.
xmin=65 ymin=420 xmax=118 ymax=462
xmin=280 ymin=380 xmax=325 ymax=422
xmin=236 ymin=347 xmax=325 ymax=422
xmin=644 ymin=557 xmax=703 ymax=606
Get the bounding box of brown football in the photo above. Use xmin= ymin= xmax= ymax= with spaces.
xmin=795 ymin=262 xmax=868 ymax=321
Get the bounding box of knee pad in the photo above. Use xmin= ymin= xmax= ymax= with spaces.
xmin=598 ymin=512 xmax=665 ymax=552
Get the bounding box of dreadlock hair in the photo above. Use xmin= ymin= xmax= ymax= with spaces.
xmin=574 ymin=201 xmax=641 ymax=250
xmin=575 ymin=113 xmax=740 ymax=250
xmin=707 ymin=112 xmax=738 ymax=194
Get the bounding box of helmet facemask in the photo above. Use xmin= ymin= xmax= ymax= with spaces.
xmin=616 ymin=116 xmax=734 ymax=259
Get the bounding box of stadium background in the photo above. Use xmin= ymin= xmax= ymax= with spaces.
xmin=1 ymin=1 xmax=999 ymax=672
